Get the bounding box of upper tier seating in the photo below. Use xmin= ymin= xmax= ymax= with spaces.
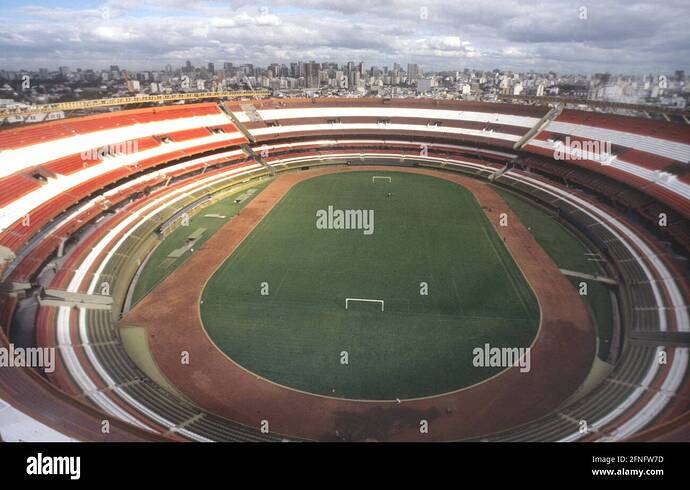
xmin=226 ymin=100 xmax=544 ymax=151
xmin=225 ymin=97 xmax=550 ymax=119
xmin=0 ymin=173 xmax=42 ymax=208
xmin=0 ymin=103 xmax=243 ymax=178
xmin=524 ymin=114 xmax=690 ymax=217
xmin=555 ymin=110 xmax=690 ymax=145
xmin=0 ymin=103 xmax=223 ymax=150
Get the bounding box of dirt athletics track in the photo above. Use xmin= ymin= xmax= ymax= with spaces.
xmin=122 ymin=165 xmax=597 ymax=441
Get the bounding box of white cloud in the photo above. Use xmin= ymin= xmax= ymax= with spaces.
xmin=92 ymin=25 xmax=141 ymax=42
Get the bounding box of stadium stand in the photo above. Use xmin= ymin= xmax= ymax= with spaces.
xmin=0 ymin=98 xmax=688 ymax=442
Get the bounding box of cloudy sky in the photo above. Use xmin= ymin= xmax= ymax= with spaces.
xmin=0 ymin=0 xmax=688 ymax=73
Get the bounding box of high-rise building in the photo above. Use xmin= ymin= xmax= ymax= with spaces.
xmin=407 ymin=63 xmax=419 ymax=81
xmin=268 ymin=63 xmax=280 ymax=78
xmin=348 ymin=70 xmax=360 ymax=88
xmin=305 ymin=61 xmax=320 ymax=89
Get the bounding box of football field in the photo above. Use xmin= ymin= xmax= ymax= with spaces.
xmin=200 ymin=170 xmax=539 ymax=400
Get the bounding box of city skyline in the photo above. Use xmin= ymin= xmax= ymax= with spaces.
xmin=3 ymin=59 xmax=689 ymax=78
xmin=0 ymin=0 xmax=688 ymax=74
xmin=2 ymin=58 xmax=686 ymax=113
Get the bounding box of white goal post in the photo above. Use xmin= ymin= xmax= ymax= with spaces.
xmin=372 ymin=176 xmax=392 ymax=183
xmin=345 ymin=298 xmax=385 ymax=311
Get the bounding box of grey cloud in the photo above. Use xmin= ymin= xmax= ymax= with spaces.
xmin=0 ymin=0 xmax=687 ymax=73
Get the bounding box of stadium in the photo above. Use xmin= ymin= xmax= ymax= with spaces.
xmin=0 ymin=96 xmax=688 ymax=443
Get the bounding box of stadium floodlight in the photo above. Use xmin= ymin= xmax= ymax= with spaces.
xmin=372 ymin=176 xmax=392 ymax=183
xmin=345 ymin=298 xmax=384 ymax=311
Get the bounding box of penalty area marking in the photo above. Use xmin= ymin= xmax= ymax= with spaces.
xmin=372 ymin=176 xmax=392 ymax=183
xmin=345 ymin=298 xmax=385 ymax=311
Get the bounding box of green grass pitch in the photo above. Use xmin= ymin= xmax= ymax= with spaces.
xmin=200 ymin=171 xmax=540 ymax=400
xmin=131 ymin=180 xmax=271 ymax=306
